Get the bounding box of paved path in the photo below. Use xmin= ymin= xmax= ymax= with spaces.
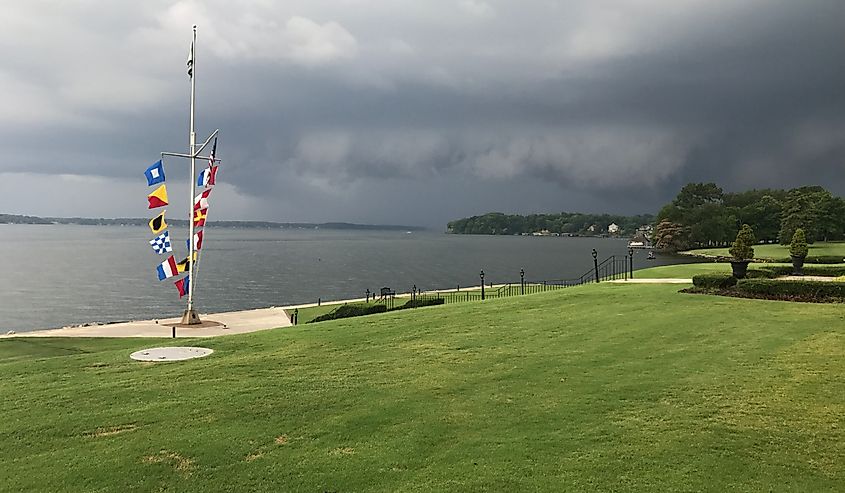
xmin=607 ymin=278 xmax=693 ymax=284
xmin=1 ymin=307 xmax=294 ymax=339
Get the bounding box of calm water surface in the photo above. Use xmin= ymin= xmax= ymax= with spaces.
xmin=0 ymin=225 xmax=688 ymax=332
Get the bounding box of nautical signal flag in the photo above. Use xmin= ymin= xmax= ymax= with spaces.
xmin=193 ymin=208 xmax=207 ymax=227
xmin=156 ymin=255 xmax=179 ymax=281
xmin=149 ymin=211 xmax=167 ymax=234
xmin=187 ymin=40 xmax=194 ymax=78
xmin=176 ymin=252 xmax=199 ymax=273
xmin=149 ymin=231 xmax=173 ymax=255
xmin=194 ymin=189 xmax=211 ymax=210
xmin=147 ymin=184 xmax=169 ymax=209
xmin=208 ymin=137 xmax=217 ymax=164
xmin=186 ymin=230 xmax=203 ymax=251
xmin=145 ymin=160 xmax=166 ymax=186
xmin=197 ymin=166 xmax=218 ymax=187
xmin=175 ymin=276 xmax=190 ymax=298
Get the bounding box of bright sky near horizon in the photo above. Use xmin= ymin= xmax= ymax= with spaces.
xmin=0 ymin=1 xmax=843 ymax=227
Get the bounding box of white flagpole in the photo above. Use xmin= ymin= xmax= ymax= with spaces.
xmin=185 ymin=24 xmax=199 ymax=324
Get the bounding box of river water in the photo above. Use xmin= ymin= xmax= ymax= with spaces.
xmin=0 ymin=225 xmax=686 ymax=332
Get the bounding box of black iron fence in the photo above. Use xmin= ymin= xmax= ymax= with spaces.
xmin=389 ymin=252 xmax=635 ymax=306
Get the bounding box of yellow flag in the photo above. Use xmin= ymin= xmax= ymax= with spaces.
xmin=149 ymin=211 xmax=167 ymax=234
xmin=176 ymin=252 xmax=199 ymax=273
xmin=147 ymin=184 xmax=169 ymax=209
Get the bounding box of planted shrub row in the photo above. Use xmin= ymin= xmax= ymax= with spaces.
xmin=767 ymin=255 xmax=844 ymax=264
xmin=310 ymin=303 xmax=387 ymax=323
xmin=393 ymin=298 xmax=445 ymax=310
xmin=735 ymin=279 xmax=845 ymax=301
xmin=692 ymin=273 xmax=737 ymax=289
xmin=756 ymin=265 xmax=845 ymax=277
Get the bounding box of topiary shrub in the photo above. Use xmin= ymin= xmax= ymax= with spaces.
xmin=310 ymin=303 xmax=387 ymax=323
xmin=692 ymin=273 xmax=738 ymax=289
xmin=789 ymin=228 xmax=808 ymax=258
xmin=729 ymin=224 xmax=756 ymax=260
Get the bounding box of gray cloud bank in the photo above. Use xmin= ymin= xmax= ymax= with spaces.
xmin=0 ymin=0 xmax=843 ymax=226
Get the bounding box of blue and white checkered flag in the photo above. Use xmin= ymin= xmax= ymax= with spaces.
xmin=149 ymin=231 xmax=172 ymax=255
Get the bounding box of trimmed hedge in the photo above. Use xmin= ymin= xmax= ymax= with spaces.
xmin=692 ymin=273 xmax=737 ymax=289
xmin=767 ymin=255 xmax=845 ymax=264
xmin=745 ymin=268 xmax=778 ymax=279
xmin=393 ymin=298 xmax=445 ymax=310
xmin=757 ymin=265 xmax=845 ymax=277
xmin=310 ymin=303 xmax=387 ymax=323
xmin=735 ymin=279 xmax=845 ymax=300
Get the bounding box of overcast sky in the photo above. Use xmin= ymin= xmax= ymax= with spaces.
xmin=0 ymin=0 xmax=843 ymax=227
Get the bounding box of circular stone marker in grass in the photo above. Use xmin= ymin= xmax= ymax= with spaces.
xmin=130 ymin=347 xmax=213 ymax=362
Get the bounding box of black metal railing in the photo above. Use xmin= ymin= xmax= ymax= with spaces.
xmin=392 ymin=254 xmax=634 ymax=307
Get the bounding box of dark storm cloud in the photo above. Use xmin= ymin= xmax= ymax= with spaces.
xmin=0 ymin=0 xmax=843 ymax=226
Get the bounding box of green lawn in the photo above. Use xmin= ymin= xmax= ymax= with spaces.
xmin=1 ymin=283 xmax=843 ymax=491
xmin=293 ymin=288 xmax=532 ymax=323
xmin=635 ymin=262 xmax=732 ymax=278
xmin=686 ymin=241 xmax=845 ymax=260
xmin=292 ymin=300 xmax=412 ymax=324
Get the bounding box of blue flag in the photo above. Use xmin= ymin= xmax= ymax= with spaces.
xmin=145 ymin=160 xmax=166 ymax=186
xmin=149 ymin=231 xmax=172 ymax=255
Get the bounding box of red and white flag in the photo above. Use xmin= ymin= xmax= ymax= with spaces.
xmin=193 ymin=189 xmax=211 ymax=210
xmin=192 ymin=230 xmax=204 ymax=251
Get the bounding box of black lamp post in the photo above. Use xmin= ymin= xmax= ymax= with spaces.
xmin=520 ymin=268 xmax=525 ymax=295
xmin=628 ymin=247 xmax=634 ymax=279
xmin=592 ymin=249 xmax=599 ymax=283
xmin=413 ymin=284 xmax=417 ymax=300
xmin=366 ymin=288 xmax=370 ymax=302
xmin=480 ymin=270 xmax=485 ymax=300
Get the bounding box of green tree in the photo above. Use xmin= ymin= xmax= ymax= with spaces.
xmin=652 ymin=220 xmax=690 ymax=253
xmin=656 ymin=183 xmax=733 ymax=247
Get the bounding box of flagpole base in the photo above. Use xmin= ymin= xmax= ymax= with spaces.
xmin=180 ymin=309 xmax=202 ymax=325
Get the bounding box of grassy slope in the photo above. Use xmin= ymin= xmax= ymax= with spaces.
xmin=1 ymin=284 xmax=843 ymax=492
xmin=687 ymin=242 xmax=845 ymax=259
xmin=635 ymin=263 xmax=732 ymax=278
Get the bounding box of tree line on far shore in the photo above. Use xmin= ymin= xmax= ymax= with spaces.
xmin=653 ymin=183 xmax=845 ymax=252
xmin=447 ymin=212 xmax=654 ymax=236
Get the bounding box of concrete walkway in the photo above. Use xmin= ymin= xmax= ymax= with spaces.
xmin=2 ymin=306 xmax=294 ymax=339
xmin=607 ymin=278 xmax=693 ymax=284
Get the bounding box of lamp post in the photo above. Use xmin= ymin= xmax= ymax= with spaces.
xmin=366 ymin=288 xmax=370 ymax=302
xmin=520 ymin=268 xmax=525 ymax=295
xmin=628 ymin=247 xmax=634 ymax=279
xmin=413 ymin=284 xmax=417 ymax=301
xmin=592 ymin=249 xmax=599 ymax=283
xmin=480 ymin=270 xmax=485 ymax=300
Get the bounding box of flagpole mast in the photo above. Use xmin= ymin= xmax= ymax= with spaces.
xmin=183 ymin=24 xmax=200 ymax=325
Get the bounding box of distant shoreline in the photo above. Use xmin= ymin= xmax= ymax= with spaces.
xmin=0 ymin=214 xmax=426 ymax=232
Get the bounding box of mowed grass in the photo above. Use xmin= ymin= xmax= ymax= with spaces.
xmin=635 ymin=262 xmax=845 ymax=279
xmin=635 ymin=262 xmax=732 ymax=278
xmin=292 ymin=300 xmax=410 ymax=324
xmin=1 ymin=283 xmax=844 ymax=491
xmin=294 ymin=287 xmax=533 ymax=323
xmin=687 ymin=241 xmax=845 ymax=259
